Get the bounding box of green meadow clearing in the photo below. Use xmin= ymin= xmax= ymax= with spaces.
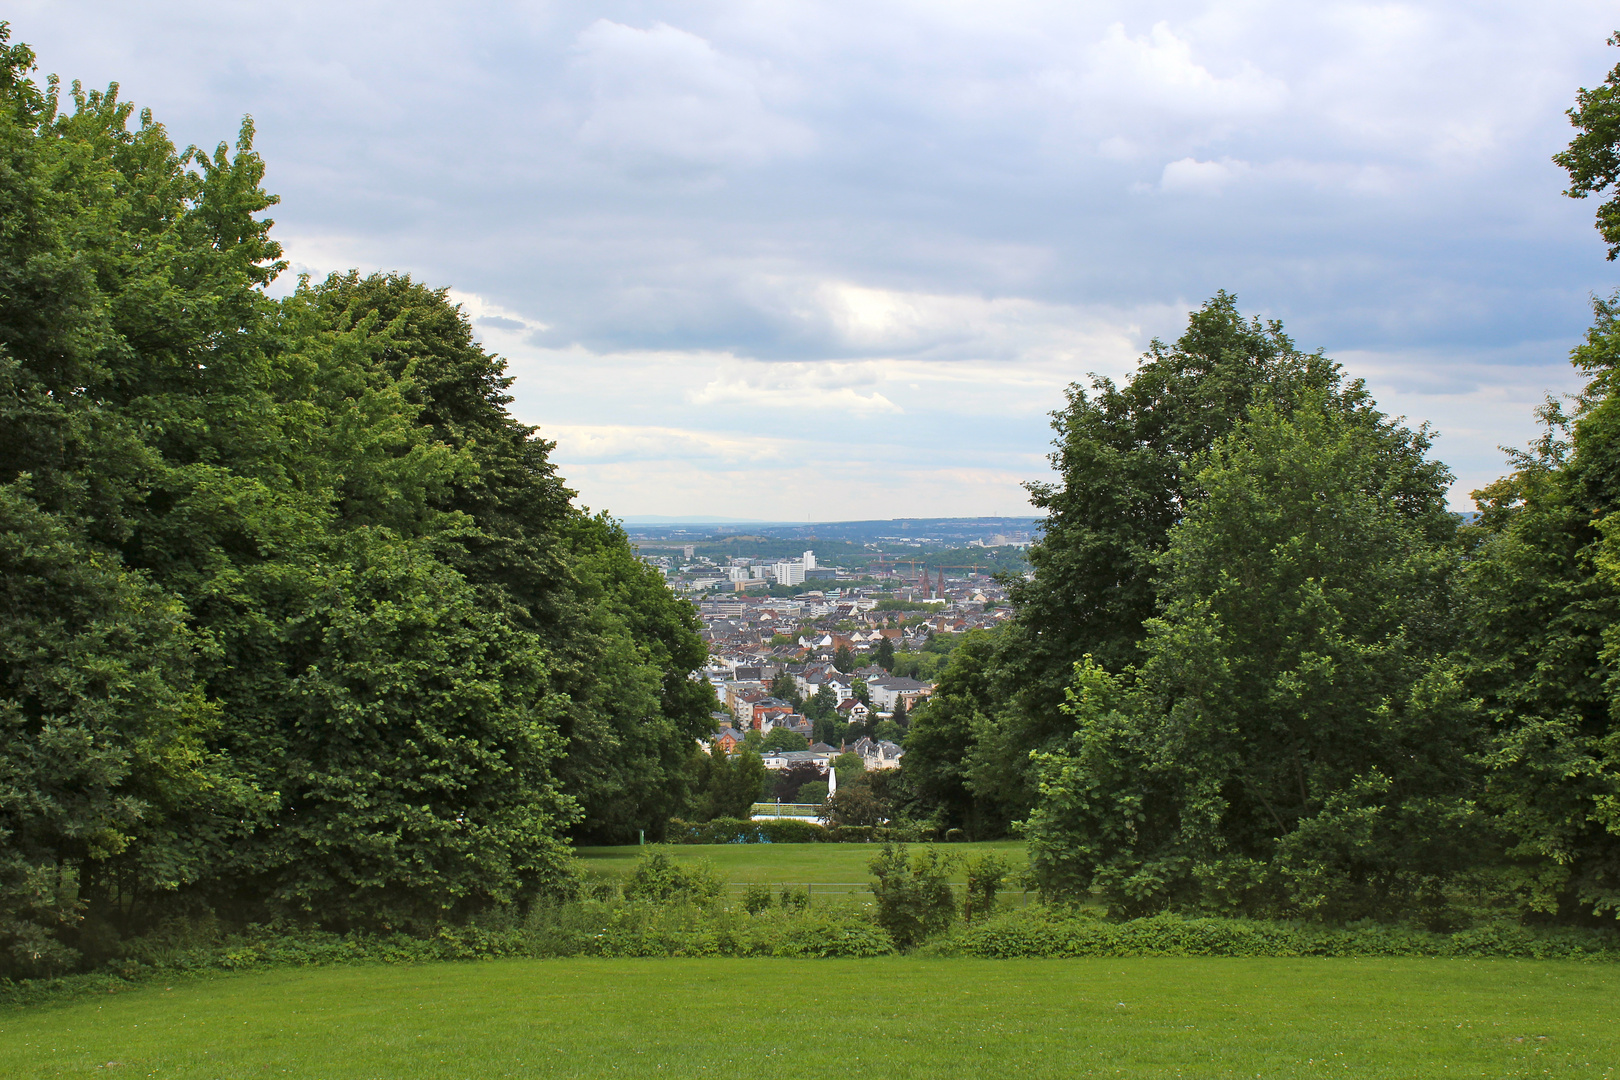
xmin=574 ymin=840 xmax=1028 ymax=889
xmin=4 ymin=956 xmax=1617 ymax=1079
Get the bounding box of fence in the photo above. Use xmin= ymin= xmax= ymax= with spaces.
xmin=719 ymin=881 xmax=1033 ymax=905
xmin=748 ymin=803 xmax=823 ymax=819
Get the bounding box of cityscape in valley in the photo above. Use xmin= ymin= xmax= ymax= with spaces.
xmin=632 ymin=518 xmax=1037 ymax=795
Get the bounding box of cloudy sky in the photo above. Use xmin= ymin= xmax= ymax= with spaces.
xmin=16 ymin=1 xmax=1619 ymax=518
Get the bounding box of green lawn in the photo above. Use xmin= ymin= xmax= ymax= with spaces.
xmin=4 ymin=956 xmax=1616 ymax=1078
xmin=574 ymin=840 xmax=1027 ymax=888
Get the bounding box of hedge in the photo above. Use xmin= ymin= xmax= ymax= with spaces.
xmin=935 ymin=908 xmax=1620 ymax=961
xmin=664 ymin=818 xmax=935 ymax=844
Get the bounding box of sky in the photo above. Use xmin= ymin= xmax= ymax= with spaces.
xmin=15 ymin=1 xmax=1620 ymax=518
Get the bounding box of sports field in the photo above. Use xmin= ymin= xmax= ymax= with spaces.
xmin=574 ymin=840 xmax=1027 ymax=889
xmin=4 ymin=956 xmax=1616 ymax=1078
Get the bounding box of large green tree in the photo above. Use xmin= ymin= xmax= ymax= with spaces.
xmin=0 ymin=28 xmax=713 ymax=971
xmin=1025 ymin=396 xmax=1483 ymax=921
xmin=904 ymin=294 xmax=1432 ymax=833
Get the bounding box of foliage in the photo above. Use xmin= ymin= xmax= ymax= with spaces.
xmin=769 ymin=672 xmax=804 ymax=708
xmin=831 ymin=752 xmax=865 ymax=787
xmin=969 ymin=295 xmax=1385 ymax=832
xmin=899 ymin=631 xmax=1007 ymax=836
xmin=620 ymin=849 xmax=724 ymax=905
xmin=1456 ymin=300 xmax=1620 ymax=922
xmin=944 ymin=908 xmax=1620 ymax=961
xmin=1554 ymin=31 xmax=1620 ymax=259
xmin=822 ymin=787 xmax=885 ymax=827
xmin=833 ymin=645 xmax=856 ymax=673
xmin=772 ymin=761 xmax=826 ymax=801
xmin=963 ymin=852 xmax=1010 ymax=923
xmin=687 ymin=745 xmax=767 ymax=822
xmin=0 ymin=30 xmax=710 ymax=974
xmin=867 ymin=843 xmax=958 ymax=949
xmin=874 ymin=636 xmax=896 ymax=671
xmin=806 ymin=684 xmax=838 ymax=721
xmin=742 ymin=884 xmax=773 ymax=914
xmin=1025 ymin=396 xmax=1483 ymax=922
xmin=797 ymin=781 xmax=829 ymax=803
xmin=761 ymin=728 xmax=809 ymax=752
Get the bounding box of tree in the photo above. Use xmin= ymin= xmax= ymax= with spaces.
xmin=1553 ymin=32 xmax=1620 ymax=259
xmin=806 ymin=685 xmax=838 ymax=721
xmin=890 ymin=696 xmax=907 ymax=726
xmin=1025 ymin=395 xmax=1484 ymax=921
xmin=773 ymin=762 xmax=826 ymax=801
xmin=936 ymin=295 xmax=1436 ymax=836
xmin=867 ymin=844 xmax=956 ymax=948
xmin=873 ymin=720 xmax=905 ymax=743
xmin=852 ymin=678 xmax=871 ymax=706
xmin=833 ymin=645 xmax=856 ymax=673
xmin=832 ymin=752 xmax=866 ymax=788
xmin=796 ymin=781 xmax=829 ymax=804
xmin=874 ymin=636 xmax=896 ymax=672
xmin=762 ymin=728 xmax=809 ymax=752
xmin=811 ymin=715 xmax=847 ymax=746
xmin=824 ymin=779 xmax=889 ymax=827
xmin=1456 ymin=304 xmax=1620 ymax=921
xmin=898 ymin=631 xmax=1009 ymax=838
xmin=769 ymin=672 xmax=803 ymax=708
xmin=963 ymin=852 xmax=1010 ymax=923
xmin=0 ymin=26 xmax=722 ymax=961
xmin=690 ymin=744 xmax=767 ymax=821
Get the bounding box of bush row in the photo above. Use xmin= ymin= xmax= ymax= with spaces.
xmin=665 ymin=818 xmax=933 ymax=844
xmin=0 ymin=900 xmax=893 ymax=1008
xmin=935 ymin=908 xmax=1620 ymax=961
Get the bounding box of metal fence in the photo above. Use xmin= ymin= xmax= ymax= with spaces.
xmin=748 ymin=803 xmax=822 ymax=819
xmin=719 ymin=881 xmax=1033 ymax=905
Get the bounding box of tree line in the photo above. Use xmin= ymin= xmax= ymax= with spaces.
xmin=0 ymin=30 xmax=716 ymax=978
xmin=899 ymin=40 xmax=1620 ymax=927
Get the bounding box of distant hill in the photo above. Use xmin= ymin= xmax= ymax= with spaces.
xmin=624 ymin=516 xmax=1042 ymax=545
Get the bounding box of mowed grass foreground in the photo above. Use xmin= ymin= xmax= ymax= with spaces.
xmin=4 ymin=957 xmax=1616 ymax=1079
xmin=574 ymin=840 xmax=1027 ymax=886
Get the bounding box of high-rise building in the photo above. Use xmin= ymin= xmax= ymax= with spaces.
xmin=775 ymin=560 xmax=805 ymax=585
xmin=803 ymin=550 xmax=816 ymax=570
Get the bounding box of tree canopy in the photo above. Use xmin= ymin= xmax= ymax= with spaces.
xmin=0 ymin=30 xmax=713 ymax=977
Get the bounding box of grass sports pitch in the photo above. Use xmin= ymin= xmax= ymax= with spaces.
xmin=4 ymin=955 xmax=1617 ymax=1078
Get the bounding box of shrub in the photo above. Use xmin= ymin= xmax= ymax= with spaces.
xmin=943 ymin=908 xmax=1620 ymax=961
xmin=742 ymin=884 xmax=773 ymax=915
xmin=868 ymin=843 xmax=958 ymax=949
xmin=963 ymin=852 xmax=1010 ymax=923
xmin=779 ymin=886 xmax=809 ymax=913
xmin=622 ymin=849 xmax=723 ymax=905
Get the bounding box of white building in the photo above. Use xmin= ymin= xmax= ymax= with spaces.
xmin=775 ymin=560 xmax=805 ymax=585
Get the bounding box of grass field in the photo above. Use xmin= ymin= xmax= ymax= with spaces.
xmin=574 ymin=840 xmax=1027 ymax=889
xmin=4 ymin=956 xmax=1616 ymax=1078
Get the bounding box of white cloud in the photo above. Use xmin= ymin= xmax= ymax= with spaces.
xmin=570 ymin=20 xmax=813 ymax=173
xmin=1080 ymin=21 xmax=1288 ymax=120
xmin=1160 ymin=155 xmax=1252 ymax=192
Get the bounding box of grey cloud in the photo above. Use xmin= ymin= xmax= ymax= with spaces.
xmin=11 ymin=0 xmax=1618 ymax=515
